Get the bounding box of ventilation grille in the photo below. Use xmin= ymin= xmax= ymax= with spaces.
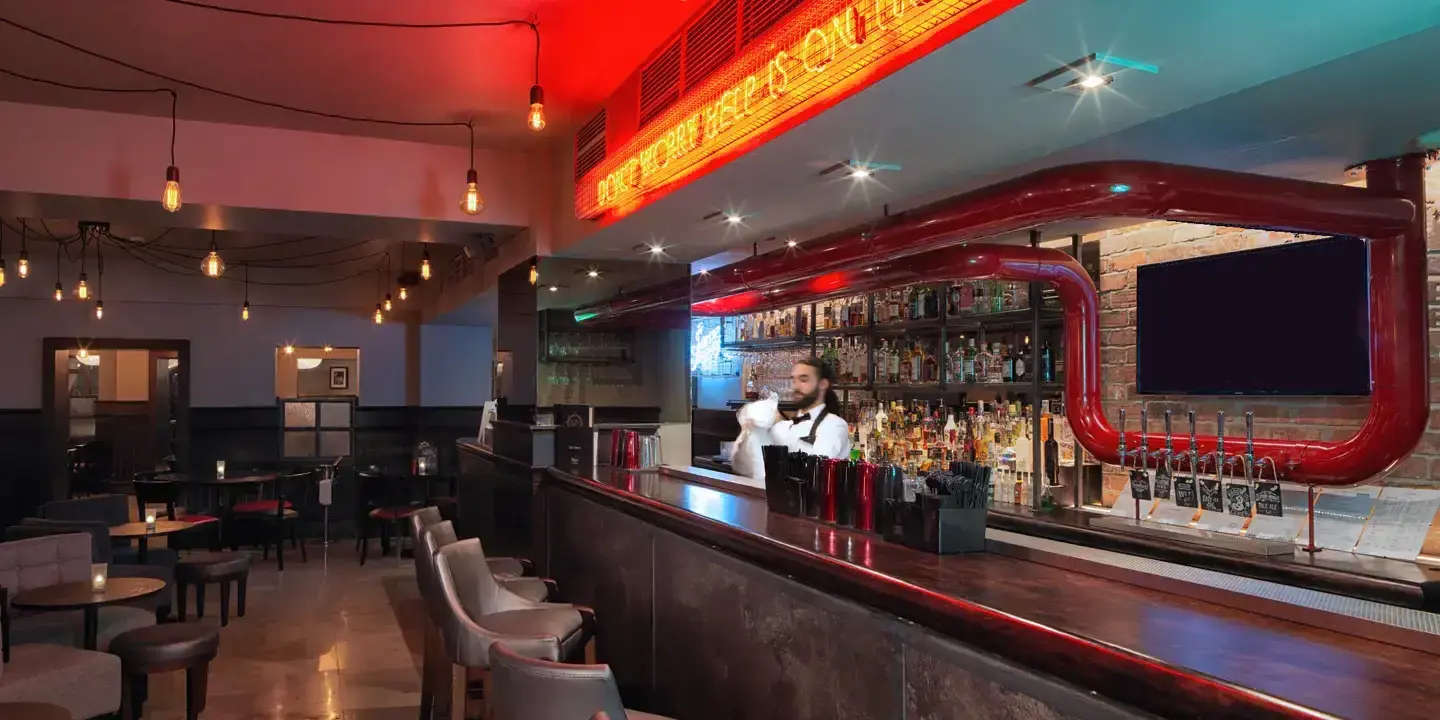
xmin=685 ymin=0 xmax=738 ymax=89
xmin=640 ymin=40 xmax=683 ymax=127
xmin=574 ymin=109 xmax=607 ymax=182
xmin=742 ymin=0 xmax=805 ymax=45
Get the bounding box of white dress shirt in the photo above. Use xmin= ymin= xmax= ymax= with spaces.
xmin=772 ymin=403 xmax=852 ymax=459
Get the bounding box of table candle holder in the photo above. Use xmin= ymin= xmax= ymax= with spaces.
xmin=91 ymin=563 xmax=108 ymax=592
xmin=145 ymin=512 xmax=157 ymax=532
xmin=215 ymin=460 xmax=226 ymax=479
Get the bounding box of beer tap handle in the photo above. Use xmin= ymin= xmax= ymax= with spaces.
xmin=1162 ymin=410 xmax=1174 ymax=466
xmin=1138 ymin=407 xmax=1148 ymax=470
xmin=1216 ymin=411 xmax=1226 ymax=478
xmin=1117 ymin=408 xmax=1127 ymax=467
xmin=1187 ymin=410 xmax=1197 ymax=473
xmin=1245 ymin=411 xmax=1256 ymax=482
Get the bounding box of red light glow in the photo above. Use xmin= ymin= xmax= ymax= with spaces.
xmin=577 ymin=0 xmax=1022 ymax=219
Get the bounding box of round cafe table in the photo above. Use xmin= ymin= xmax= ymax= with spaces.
xmin=156 ymin=471 xmax=278 ymax=545
xmin=109 ymin=520 xmax=194 ymax=564
xmin=10 ymin=577 xmax=166 ymax=650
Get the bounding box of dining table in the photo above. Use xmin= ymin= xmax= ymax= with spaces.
xmin=10 ymin=577 xmax=167 ymax=650
xmin=108 ymin=520 xmax=195 ymax=563
xmin=156 ymin=471 xmax=279 ymax=545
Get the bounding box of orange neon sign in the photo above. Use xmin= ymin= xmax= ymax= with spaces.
xmin=576 ymin=0 xmax=1018 ymax=219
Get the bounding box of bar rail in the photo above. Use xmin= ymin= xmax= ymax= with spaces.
xmin=544 ymin=466 xmax=1403 ymax=720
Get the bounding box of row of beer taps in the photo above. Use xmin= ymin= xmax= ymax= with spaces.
xmin=1117 ymin=408 xmax=1278 ymax=487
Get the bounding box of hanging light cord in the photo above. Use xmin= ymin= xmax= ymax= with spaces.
xmin=0 ymin=14 xmax=536 ymax=129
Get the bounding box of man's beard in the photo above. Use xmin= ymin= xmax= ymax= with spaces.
xmin=792 ymin=387 xmax=820 ymax=408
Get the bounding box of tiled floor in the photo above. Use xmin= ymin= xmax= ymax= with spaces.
xmin=141 ymin=545 xmax=425 ymax=720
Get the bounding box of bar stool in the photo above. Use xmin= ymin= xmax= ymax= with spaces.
xmin=410 ymin=508 xmax=534 ymax=579
xmin=490 ymin=643 xmax=675 ymax=720
xmin=431 ymin=540 xmax=596 ymax=720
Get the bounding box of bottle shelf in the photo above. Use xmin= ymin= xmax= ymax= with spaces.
xmin=835 ymin=381 xmax=1065 ymax=394
xmin=946 ymin=308 xmax=1063 ymax=331
xmin=872 ymin=318 xmax=942 ymax=335
xmin=813 ymin=325 xmax=871 ymax=337
xmin=722 ymin=335 xmax=813 ymax=350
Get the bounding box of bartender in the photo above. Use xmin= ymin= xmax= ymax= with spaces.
xmin=772 ymin=357 xmax=852 ymax=459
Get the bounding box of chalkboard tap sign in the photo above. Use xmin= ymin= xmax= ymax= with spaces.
xmin=1129 ymin=470 xmax=1152 ymax=501
xmin=1225 ymin=482 xmax=1255 ymax=517
xmin=1198 ymin=478 xmax=1224 ymax=512
xmin=1254 ymin=457 xmax=1283 ymax=517
xmin=1173 ymin=474 xmax=1198 ymax=508
xmin=554 ymin=405 xmax=595 ymax=476
xmin=1153 ymin=464 xmax=1172 ymax=500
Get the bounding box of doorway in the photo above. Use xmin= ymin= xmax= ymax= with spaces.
xmin=41 ymin=338 xmax=191 ymax=503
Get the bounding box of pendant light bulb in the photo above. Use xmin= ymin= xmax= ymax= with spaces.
xmin=54 ymin=282 xmax=63 ymax=301
xmin=529 ymin=264 xmax=538 ymax=286
xmin=527 ymin=85 xmax=546 ymax=132
xmin=399 ymin=286 xmax=408 ymax=301
xmin=373 ymin=304 xmax=384 ymax=324
xmin=95 ymin=301 xmax=104 ymax=320
xmin=202 ymin=239 xmax=225 ymax=278
xmin=17 ymin=251 xmax=27 ymax=279
xmin=76 ymin=274 xmax=89 ymax=300
xmin=242 ymin=301 xmax=250 ymax=321
xmin=384 ymin=294 xmax=393 ymax=312
xmin=460 ymin=169 xmax=484 ymax=215
xmin=323 ymin=345 xmax=333 ymax=353
xmin=421 ymin=251 xmax=432 ymax=281
xmin=283 ymin=343 xmax=294 ymax=355
xmin=162 ymin=166 xmax=182 ymax=212
xmin=0 ymin=260 xmax=6 ymax=288
xmin=77 ymin=347 xmax=89 ymax=360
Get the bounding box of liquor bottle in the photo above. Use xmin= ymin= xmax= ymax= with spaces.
xmin=990 ymin=281 xmax=1004 ymax=313
xmin=1044 ymin=414 xmax=1058 ymax=488
xmin=1015 ymin=335 xmax=1029 ymax=382
xmin=745 ymin=370 xmax=759 ymax=400
xmin=974 ymin=343 xmax=993 ymax=385
xmin=923 ymin=344 xmax=939 ymax=383
xmin=948 ymin=341 xmax=965 ymax=384
xmin=973 ymin=282 xmax=987 ymax=315
xmin=1001 ymin=343 xmax=1015 ymax=382
xmin=1016 ymin=281 xmax=1030 ymax=310
xmin=1040 ymin=341 xmax=1054 ymax=382
xmin=948 ymin=284 xmax=962 ymax=316
xmin=988 ymin=343 xmax=1004 ymax=383
xmin=888 ymin=290 xmax=901 ymax=323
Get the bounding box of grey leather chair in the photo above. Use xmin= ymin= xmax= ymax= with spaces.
xmin=427 ymin=538 xmax=595 ymax=720
xmin=490 ymin=643 xmax=674 ymax=720
xmin=409 ymin=507 xmax=532 ymax=578
xmin=423 ymin=522 xmax=553 ymax=602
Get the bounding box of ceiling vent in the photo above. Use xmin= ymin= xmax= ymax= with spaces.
xmin=742 ymin=0 xmax=805 ymax=45
xmin=686 ymin=0 xmax=739 ymax=89
xmin=574 ymin=109 xmax=607 ymax=182
xmin=640 ymin=40 xmax=683 ymax=127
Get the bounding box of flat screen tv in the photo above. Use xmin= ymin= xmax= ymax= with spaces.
xmin=1136 ymin=236 xmax=1370 ymax=396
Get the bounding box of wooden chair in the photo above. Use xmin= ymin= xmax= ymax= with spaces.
xmin=356 ymin=467 xmax=420 ymax=565
xmin=232 ymin=469 xmax=312 ymax=571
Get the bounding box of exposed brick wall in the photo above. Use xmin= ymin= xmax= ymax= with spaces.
xmin=1089 ymin=167 xmax=1440 ymax=507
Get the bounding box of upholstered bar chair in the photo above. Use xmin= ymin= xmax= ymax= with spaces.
xmin=410 ymin=507 xmax=534 ymax=579
xmin=432 ymin=540 xmax=596 ymax=720
xmin=414 ymin=525 xmax=555 ymax=720
xmin=422 ymin=522 xmax=555 ymax=602
xmin=490 ymin=643 xmax=674 ymax=720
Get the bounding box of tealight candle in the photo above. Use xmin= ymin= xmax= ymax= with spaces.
xmin=91 ymin=563 xmax=108 ymax=592
xmin=215 ymin=460 xmax=226 ymax=479
xmin=145 ymin=511 xmax=157 ymax=531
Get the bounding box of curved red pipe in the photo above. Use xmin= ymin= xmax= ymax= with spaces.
xmin=589 ymin=157 xmax=1428 ymax=486
xmin=578 ymin=160 xmax=1414 ymax=321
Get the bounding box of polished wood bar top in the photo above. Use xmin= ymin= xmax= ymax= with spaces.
xmin=547 ymin=466 xmax=1440 ymax=720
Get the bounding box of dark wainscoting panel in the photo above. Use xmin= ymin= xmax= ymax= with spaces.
xmin=0 ymin=409 xmax=47 ymax=528
xmin=547 ymin=489 xmax=656 ymax=708
xmin=543 ymin=481 xmax=1137 ymax=720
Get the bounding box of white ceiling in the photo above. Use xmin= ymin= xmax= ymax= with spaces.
xmin=558 ymin=0 xmax=1440 ymax=268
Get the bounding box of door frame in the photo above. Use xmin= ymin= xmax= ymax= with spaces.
xmin=41 ymin=337 xmax=191 ymax=503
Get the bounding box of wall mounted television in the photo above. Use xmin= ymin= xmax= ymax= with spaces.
xmin=1136 ymin=235 xmax=1371 ymax=396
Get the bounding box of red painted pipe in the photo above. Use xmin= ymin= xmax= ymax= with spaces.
xmin=576 ymin=160 xmax=1414 ymax=321
xmin=585 ymin=157 xmax=1428 ymax=486
xmin=697 ymin=157 xmax=1430 ymax=485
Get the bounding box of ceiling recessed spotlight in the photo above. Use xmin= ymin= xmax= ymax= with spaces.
xmin=850 ymin=166 xmax=873 ymax=179
xmin=1109 ymin=183 xmax=1131 ymax=194
xmin=586 ymin=269 xmax=600 ymax=279
xmin=724 ymin=213 xmax=743 ymax=224
xmin=1078 ymin=74 xmax=1107 ymax=89
xmin=648 ymin=244 xmax=665 ymax=255
xmin=547 ymin=285 xmax=559 ymax=292
xmin=786 ymin=239 xmax=798 ymax=248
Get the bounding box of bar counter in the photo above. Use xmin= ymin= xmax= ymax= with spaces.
xmin=540 ymin=464 xmax=1440 ymax=720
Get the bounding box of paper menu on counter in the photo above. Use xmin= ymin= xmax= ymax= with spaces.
xmin=1304 ymin=486 xmax=1382 ymax=551
xmin=1353 ymin=487 xmax=1440 ymax=560
xmin=1244 ymin=483 xmax=1309 ymax=542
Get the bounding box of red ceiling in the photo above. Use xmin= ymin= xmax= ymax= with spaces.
xmin=0 ymin=0 xmax=704 ymax=144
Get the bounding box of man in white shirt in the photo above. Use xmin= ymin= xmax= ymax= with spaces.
xmin=770 ymin=357 xmax=852 ymax=459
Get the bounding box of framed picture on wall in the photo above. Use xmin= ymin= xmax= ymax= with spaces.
xmin=329 ymin=366 xmax=349 ymax=390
